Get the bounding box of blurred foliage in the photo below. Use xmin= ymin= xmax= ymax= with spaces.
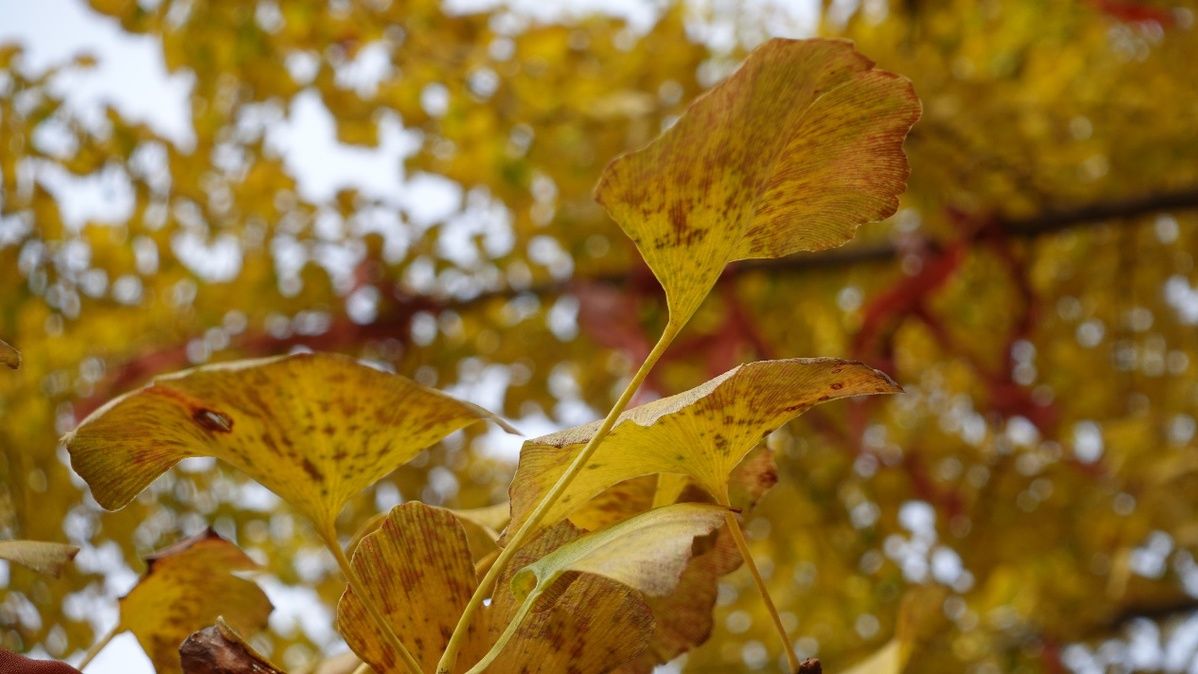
xmin=2 ymin=0 xmax=1198 ymax=672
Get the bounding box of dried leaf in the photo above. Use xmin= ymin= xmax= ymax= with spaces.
xmin=0 ymin=540 xmax=78 ymax=577
xmin=595 ymin=38 xmax=920 ymax=328
xmin=179 ymin=618 xmax=284 ymax=674
xmin=119 ymin=531 xmax=273 ymax=674
xmin=65 ymin=352 xmax=515 ymax=530
xmin=509 ymin=358 xmax=898 ymax=533
xmin=0 ymin=338 xmax=19 ymax=369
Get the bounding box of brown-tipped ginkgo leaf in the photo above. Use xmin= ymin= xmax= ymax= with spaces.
xmin=119 ymin=530 xmax=273 ymax=674
xmin=64 ymin=352 xmax=515 ymax=529
xmin=179 ymin=617 xmax=284 ymax=674
xmin=594 ymin=38 xmax=920 ymax=328
xmin=0 ymin=540 xmax=78 ymax=577
xmin=509 ymin=358 xmax=899 ymax=533
xmin=0 ymin=338 xmax=19 ymax=369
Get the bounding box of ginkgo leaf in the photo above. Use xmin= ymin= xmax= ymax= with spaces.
xmin=338 ymin=502 xmax=715 ymax=673
xmin=118 ymin=530 xmax=273 ymax=674
xmin=467 ymin=503 xmax=727 ymax=673
xmin=64 ymin=352 xmax=515 ymax=530
xmin=0 ymin=338 xmax=19 ymax=369
xmin=594 ymin=38 xmax=920 ymax=328
xmin=0 ymin=540 xmax=79 ymax=577
xmin=338 ymin=503 xmax=479 ymax=672
xmin=179 ymin=617 xmax=284 ymax=674
xmin=508 ymin=502 xmax=728 ymax=602
xmin=509 ymin=358 xmax=898 ymax=533
xmin=630 ymin=449 xmax=779 ymax=669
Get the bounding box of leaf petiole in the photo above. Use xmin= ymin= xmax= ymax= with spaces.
xmin=435 ymin=321 xmax=681 ymax=674
xmin=720 ymin=504 xmax=800 ymax=672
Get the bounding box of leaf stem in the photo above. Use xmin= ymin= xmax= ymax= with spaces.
xmin=721 ymin=507 xmax=800 ymax=673
xmin=321 ymin=526 xmax=423 ymax=674
xmin=462 ymin=589 xmax=539 ymax=674
xmin=436 ymin=322 xmax=680 ymax=674
xmin=77 ymin=624 xmax=118 ymax=671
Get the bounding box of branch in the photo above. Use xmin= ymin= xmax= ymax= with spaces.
xmin=74 ymin=187 xmax=1198 ymax=414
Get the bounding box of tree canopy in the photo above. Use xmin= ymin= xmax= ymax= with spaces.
xmin=2 ymin=1 xmax=1198 ymax=672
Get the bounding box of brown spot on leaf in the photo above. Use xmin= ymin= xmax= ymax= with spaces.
xmin=194 ymin=409 xmax=233 ymax=433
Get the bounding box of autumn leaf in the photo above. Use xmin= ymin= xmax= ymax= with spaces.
xmin=179 ymin=617 xmax=285 ymax=674
xmin=338 ymin=502 xmax=721 ymax=673
xmin=594 ymin=37 xmax=920 ymax=329
xmin=337 ymin=503 xmax=479 ymax=672
xmin=64 ymin=352 xmax=515 ymax=530
xmin=509 ymin=358 xmax=898 ymax=533
xmin=0 ymin=338 xmax=19 ymax=369
xmin=0 ymin=540 xmax=78 ymax=577
xmin=112 ymin=531 xmax=272 ymax=674
xmin=468 ymin=503 xmax=728 ymax=672
xmin=623 ymin=449 xmax=779 ymax=670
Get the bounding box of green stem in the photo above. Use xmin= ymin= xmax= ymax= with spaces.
xmin=722 ymin=508 xmax=800 ymax=673
xmin=462 ymin=589 xmax=539 ymax=674
xmin=321 ymin=526 xmax=423 ymax=674
xmin=77 ymin=624 xmax=118 ymax=671
xmin=436 ymin=323 xmax=680 ymax=674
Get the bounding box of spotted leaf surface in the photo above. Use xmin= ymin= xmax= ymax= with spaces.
xmin=337 ymin=503 xmax=481 ymax=672
xmin=339 ymin=502 xmax=665 ymax=673
xmin=509 ymin=358 xmax=898 ymax=533
xmin=595 ymin=38 xmax=920 ymax=327
xmin=119 ymin=531 xmax=273 ymax=674
xmin=0 ymin=540 xmax=78 ymax=577
xmin=0 ymin=338 xmax=19 ymax=369
xmin=64 ymin=352 xmax=515 ymax=529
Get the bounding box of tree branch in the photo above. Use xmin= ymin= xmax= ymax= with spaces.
xmin=74 ymin=187 xmax=1198 ymax=414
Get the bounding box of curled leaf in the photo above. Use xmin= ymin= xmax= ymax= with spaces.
xmin=119 ymin=530 xmax=273 ymax=674
xmin=467 ymin=504 xmax=728 ymax=672
xmin=595 ymin=38 xmax=920 ymax=327
xmin=179 ymin=618 xmax=284 ymax=674
xmin=509 ymin=358 xmax=899 ymax=533
xmin=65 ymin=352 xmax=515 ymax=530
xmin=0 ymin=338 xmax=19 ymax=369
xmin=0 ymin=540 xmax=79 ymax=577
xmin=509 ymin=503 xmax=728 ymax=603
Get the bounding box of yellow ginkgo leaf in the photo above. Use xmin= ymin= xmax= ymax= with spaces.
xmin=0 ymin=540 xmax=79 ymax=577
xmin=594 ymin=38 xmax=920 ymax=328
xmin=64 ymin=352 xmax=515 ymax=530
xmin=118 ymin=530 xmax=273 ymax=674
xmin=0 ymin=338 xmax=19 ymax=369
xmin=509 ymin=358 xmax=898 ymax=533
xmin=338 ymin=503 xmax=480 ymax=672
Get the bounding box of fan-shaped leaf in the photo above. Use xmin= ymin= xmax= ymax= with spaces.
xmin=509 ymin=358 xmax=898 ymax=533
xmin=65 ymin=352 xmax=515 ymax=530
xmin=0 ymin=540 xmax=78 ymax=577
xmin=119 ymin=531 xmax=273 ymax=674
xmin=595 ymin=38 xmax=920 ymax=328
